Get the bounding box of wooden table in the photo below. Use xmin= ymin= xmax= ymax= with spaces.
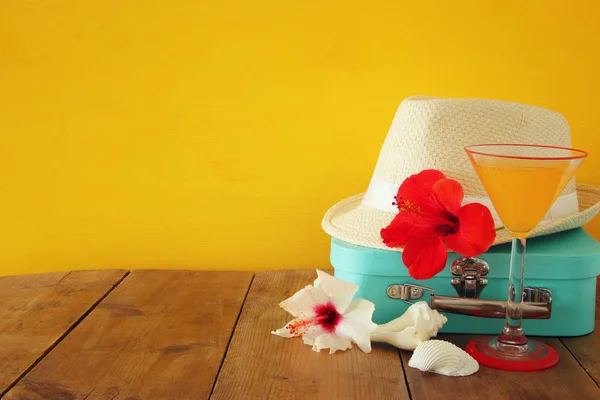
xmin=0 ymin=270 xmax=598 ymax=400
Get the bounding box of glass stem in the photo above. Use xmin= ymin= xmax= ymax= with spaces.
xmin=497 ymin=237 xmax=528 ymax=353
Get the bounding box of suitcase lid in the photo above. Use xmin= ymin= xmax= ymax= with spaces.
xmin=330 ymin=228 xmax=600 ymax=280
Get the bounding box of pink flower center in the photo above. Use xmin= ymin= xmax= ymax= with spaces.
xmin=312 ymin=302 xmax=342 ymax=333
xmin=284 ymin=301 xmax=342 ymax=335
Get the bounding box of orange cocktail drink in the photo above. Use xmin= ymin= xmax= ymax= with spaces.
xmin=468 ymin=157 xmax=578 ymax=237
xmin=464 ymin=144 xmax=586 ymax=372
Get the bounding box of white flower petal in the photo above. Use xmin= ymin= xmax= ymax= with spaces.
xmin=302 ymin=326 xmax=322 ymax=347
xmin=312 ymin=332 xmax=353 ymax=354
xmin=314 ymin=270 xmax=358 ymax=313
xmin=296 ymin=326 xmax=352 ymax=354
xmin=336 ymin=298 xmax=377 ymax=353
xmin=279 ymin=285 xmax=330 ymax=319
xmin=271 ymin=319 xmax=300 ymax=338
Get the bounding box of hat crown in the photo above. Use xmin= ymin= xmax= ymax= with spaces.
xmin=371 ymin=96 xmax=575 ymax=197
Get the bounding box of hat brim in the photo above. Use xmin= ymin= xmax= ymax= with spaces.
xmin=322 ymin=183 xmax=600 ymax=252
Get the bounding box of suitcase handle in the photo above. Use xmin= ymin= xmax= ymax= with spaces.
xmin=386 ymin=257 xmax=552 ymax=319
xmin=387 ymin=284 xmax=552 ymax=319
xmin=430 ymin=292 xmax=552 ymax=319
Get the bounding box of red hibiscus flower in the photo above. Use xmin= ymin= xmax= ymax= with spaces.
xmin=380 ymin=169 xmax=496 ymax=280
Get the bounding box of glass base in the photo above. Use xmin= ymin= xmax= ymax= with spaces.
xmin=466 ymin=336 xmax=560 ymax=371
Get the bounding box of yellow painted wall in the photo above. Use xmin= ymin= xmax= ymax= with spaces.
xmin=1 ymin=1 xmax=599 ymax=275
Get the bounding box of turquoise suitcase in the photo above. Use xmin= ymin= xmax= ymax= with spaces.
xmin=330 ymin=228 xmax=600 ymax=337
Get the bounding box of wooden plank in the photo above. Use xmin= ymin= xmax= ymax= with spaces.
xmin=560 ymin=277 xmax=600 ymax=386
xmin=211 ymin=270 xmax=409 ymax=400
xmin=401 ymin=334 xmax=600 ymax=400
xmin=3 ymin=270 xmax=253 ymax=400
xmin=562 ymin=324 xmax=600 ymax=386
xmin=0 ymin=270 xmax=128 ymax=396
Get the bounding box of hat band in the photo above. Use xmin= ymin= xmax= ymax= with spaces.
xmin=361 ymin=178 xmax=579 ymax=226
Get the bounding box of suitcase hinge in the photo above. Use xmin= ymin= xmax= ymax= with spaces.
xmin=386 ymin=284 xmax=433 ymax=303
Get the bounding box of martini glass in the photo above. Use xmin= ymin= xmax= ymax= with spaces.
xmin=463 ymin=144 xmax=587 ymax=371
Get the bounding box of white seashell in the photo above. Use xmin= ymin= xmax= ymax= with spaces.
xmin=370 ymin=301 xmax=448 ymax=350
xmin=408 ymin=340 xmax=479 ymax=376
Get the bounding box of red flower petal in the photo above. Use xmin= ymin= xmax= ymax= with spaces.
xmin=380 ymin=212 xmax=434 ymax=248
xmin=398 ymin=169 xmax=446 ymax=201
xmin=433 ymin=178 xmax=464 ymax=215
xmin=402 ymin=234 xmax=448 ymax=280
xmin=396 ymin=170 xmax=447 ymax=217
xmin=445 ymin=203 xmax=496 ymax=257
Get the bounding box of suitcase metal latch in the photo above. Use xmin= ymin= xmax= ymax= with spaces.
xmin=386 ymin=257 xmax=553 ymax=319
xmin=450 ymin=257 xmax=489 ymax=298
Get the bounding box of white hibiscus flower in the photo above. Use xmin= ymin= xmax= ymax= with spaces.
xmin=271 ymin=270 xmax=377 ymax=354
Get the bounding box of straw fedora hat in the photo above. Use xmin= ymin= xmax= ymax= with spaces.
xmin=322 ymin=96 xmax=600 ymax=251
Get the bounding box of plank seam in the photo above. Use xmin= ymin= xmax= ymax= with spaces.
xmin=56 ymin=271 xmax=73 ymax=285
xmin=559 ymin=336 xmax=600 ymax=389
xmin=81 ymin=388 xmax=95 ymax=400
xmin=208 ymin=273 xmax=255 ymax=399
xmin=0 ymin=270 xmax=131 ymax=398
xmin=398 ymin=349 xmax=413 ymax=400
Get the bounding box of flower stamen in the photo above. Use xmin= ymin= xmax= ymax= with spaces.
xmin=285 ymin=318 xmax=313 ymax=336
xmin=394 ymin=196 xmax=421 ymax=214
xmin=284 ymin=302 xmax=343 ymax=335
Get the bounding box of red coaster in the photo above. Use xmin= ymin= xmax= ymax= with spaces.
xmin=466 ymin=336 xmax=560 ymax=371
